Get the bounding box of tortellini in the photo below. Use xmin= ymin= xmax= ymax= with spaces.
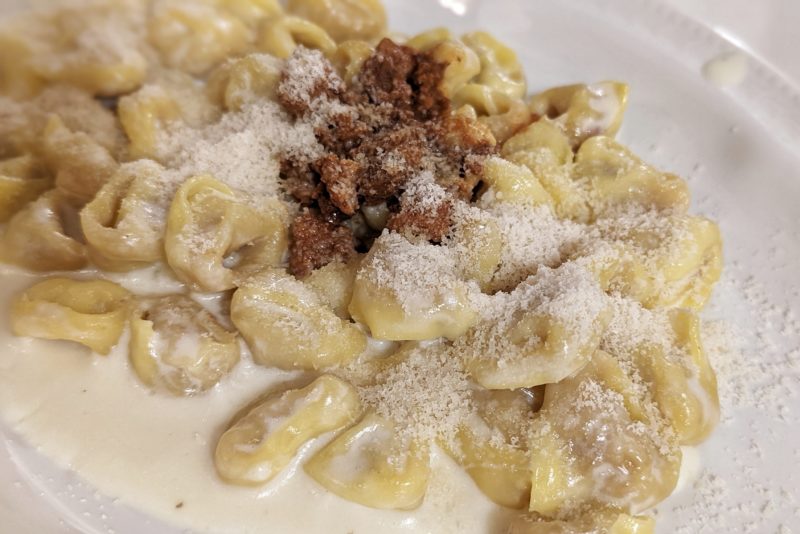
xmin=149 ymin=0 xmax=251 ymax=74
xmin=458 ymin=265 xmax=608 ymax=389
xmin=330 ymin=40 xmax=374 ymax=84
xmin=41 ymin=116 xmax=118 ymax=207
xmin=80 ymin=161 xmax=171 ymax=271
xmin=12 ymin=4 xmax=147 ymax=96
xmin=164 ymin=176 xmax=289 ymax=292
xmin=11 ymin=278 xmax=130 ymax=355
xmin=595 ymin=212 xmax=722 ymax=310
xmin=286 ymin=0 xmax=387 ymax=42
xmin=574 ymin=136 xmax=690 ymax=218
xmin=479 ymin=156 xmax=553 ymax=208
xmin=304 ymin=412 xmax=430 ymax=510
xmin=2 ymin=84 xmax=125 ymax=157
xmin=476 ymin=94 xmax=533 ymax=144
xmin=231 ymin=268 xmax=366 ymax=370
xmin=444 ymin=389 xmax=533 ymax=509
xmin=462 ymin=312 xmax=604 ymax=390
xmin=508 ymin=509 xmax=654 ymax=534
xmin=349 ymin=232 xmax=478 ymax=341
xmin=256 ymin=14 xmax=336 ymax=59
xmin=406 ymin=27 xmax=452 ymax=52
xmin=0 ymin=154 xmax=52 ymax=222
xmin=118 ymin=73 xmax=219 ymax=161
xmin=129 ymin=295 xmax=240 ymax=396
xmin=628 ymin=308 xmax=719 ymax=445
xmin=528 ymin=350 xmax=681 ymax=516
xmin=0 ymin=29 xmax=44 ymax=99
xmin=1 ymin=190 xmax=87 ymax=272
xmin=118 ymin=86 xmax=181 ymax=161
xmin=218 ymin=0 xmax=283 ymax=27
xmin=207 ymin=54 xmax=284 ymax=111
xmin=448 ymin=213 xmax=502 ymax=292
xmin=458 ymin=32 xmax=526 ymax=102
xmin=215 ymin=375 xmax=362 ymax=485
xmin=529 ymin=82 xmax=629 ymax=148
xmin=303 ymin=259 xmax=360 ymax=319
xmin=501 ymin=121 xmax=589 ymax=222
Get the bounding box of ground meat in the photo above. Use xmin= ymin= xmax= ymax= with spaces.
xmin=315 ymin=155 xmax=361 ymax=215
xmin=358 ymin=38 xmax=449 ymax=121
xmin=354 ymin=125 xmax=430 ymax=202
xmin=411 ymin=52 xmax=449 ymax=120
xmin=278 ymin=41 xmax=499 ymax=272
xmin=277 ymin=49 xmax=346 ymax=117
xmin=314 ymin=111 xmax=371 ymax=154
xmin=280 ymin=160 xmax=320 ymax=206
xmin=359 ymin=39 xmax=417 ymax=111
xmin=387 ymin=200 xmax=452 ymax=242
xmin=289 ymin=210 xmax=357 ymax=277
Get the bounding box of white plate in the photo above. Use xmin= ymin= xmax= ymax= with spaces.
xmin=1 ymin=1 xmax=799 ymax=533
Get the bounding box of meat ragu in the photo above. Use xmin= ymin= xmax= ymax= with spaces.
xmin=276 ymin=38 xmax=497 ymax=277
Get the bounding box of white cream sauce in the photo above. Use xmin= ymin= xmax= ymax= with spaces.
xmin=702 ymin=51 xmax=748 ymax=87
xmin=0 ymin=265 xmax=514 ymax=533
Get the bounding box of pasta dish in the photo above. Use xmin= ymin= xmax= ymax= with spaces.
xmin=0 ymin=0 xmax=723 ymax=532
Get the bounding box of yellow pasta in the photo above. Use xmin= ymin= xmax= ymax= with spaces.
xmin=459 ymin=266 xmax=609 ymax=390
xmin=502 ymin=120 xmax=590 ymax=222
xmin=349 ymin=233 xmax=478 ymax=341
xmin=1 ymin=190 xmax=86 ymax=272
xmin=118 ymin=73 xmax=219 ymax=161
xmin=117 ymin=87 xmax=181 ymax=161
xmin=443 ymin=389 xmax=533 ymax=509
xmin=303 ymin=258 xmax=360 ymax=319
xmin=11 ymin=278 xmax=130 ymax=355
xmin=574 ymin=136 xmax=690 ymax=218
xmin=597 ymin=213 xmax=722 ymax=310
xmin=0 ymin=28 xmax=44 ymax=99
xmin=27 ymin=4 xmax=148 ymax=96
xmin=210 ymin=53 xmax=284 ymax=111
xmin=231 ymin=268 xmax=367 ymax=370
xmin=508 ymin=509 xmax=654 ymax=534
xmin=462 ymin=31 xmax=526 ymax=99
xmin=256 ymin=14 xmax=336 ymax=59
xmin=149 ymin=0 xmax=251 ymax=75
xmin=219 ymin=0 xmax=283 ymax=28
xmin=2 ymin=84 xmax=126 ymax=157
xmin=449 ymin=214 xmax=502 ymax=292
xmin=215 ymin=375 xmax=362 ymax=485
xmin=40 ymin=116 xmax=118 ymax=206
xmin=528 ymin=351 xmax=680 ymax=516
xmin=529 ymin=82 xmax=629 ymax=148
xmin=330 ymin=40 xmax=374 ymax=83
xmin=164 ymin=176 xmax=289 ymax=292
xmin=477 ymin=95 xmax=533 ymax=144
xmin=129 ymin=295 xmax=240 ymax=396
xmin=463 ymin=312 xmax=606 ymax=390
xmin=629 ymin=309 xmax=719 ymax=445
xmin=0 ymin=154 xmax=52 ymax=222
xmin=409 ymin=34 xmax=481 ymax=99
xmin=480 ymin=156 xmax=553 ymax=208
xmin=305 ymin=412 xmax=430 ymax=510
xmin=80 ymin=161 xmax=170 ymax=271
xmin=406 ymin=27 xmax=452 ymax=51
xmin=286 ymin=0 xmax=386 ymax=42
